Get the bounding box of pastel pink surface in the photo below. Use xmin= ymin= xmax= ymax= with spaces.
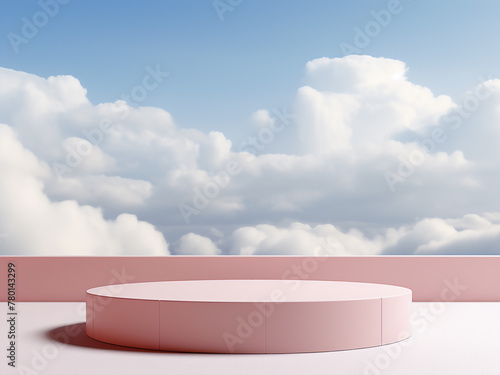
xmin=159 ymin=301 xmax=266 ymax=353
xmin=266 ymin=300 xmax=382 ymax=353
xmin=87 ymin=279 xmax=409 ymax=301
xmin=2 ymin=256 xmax=497 ymax=302
xmin=382 ymin=293 xmax=412 ymax=345
xmin=90 ymin=295 xmax=160 ymax=350
xmin=86 ymin=280 xmax=412 ymax=353
xmin=85 ymin=293 xmax=94 ymax=337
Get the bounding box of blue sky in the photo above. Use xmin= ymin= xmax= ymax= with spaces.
xmin=1 ymin=1 xmax=500 ymax=255
xmin=2 ymin=0 xmax=500 ymax=142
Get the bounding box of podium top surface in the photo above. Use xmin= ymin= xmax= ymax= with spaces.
xmin=87 ymin=279 xmax=411 ymax=303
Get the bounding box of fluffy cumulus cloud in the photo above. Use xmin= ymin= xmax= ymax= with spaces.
xmin=0 ymin=124 xmax=168 ymax=255
xmin=175 ymin=233 xmax=221 ymax=255
xmin=300 ymin=55 xmax=455 ymax=152
xmin=0 ymin=55 xmax=499 ymax=255
xmin=223 ymin=213 xmax=500 ymax=256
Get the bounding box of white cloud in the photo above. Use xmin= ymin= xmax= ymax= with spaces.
xmin=300 ymin=55 xmax=455 ymax=153
xmin=0 ymin=124 xmax=168 ymax=255
xmin=47 ymin=174 xmax=153 ymax=207
xmin=175 ymin=233 xmax=221 ymax=255
xmin=227 ymin=222 xmax=382 ymax=255
xmin=0 ymin=54 xmax=499 ymax=255
xmin=250 ymin=109 xmax=276 ymax=129
xmin=305 ymin=55 xmax=408 ymax=91
xmin=224 ymin=213 xmax=500 ymax=256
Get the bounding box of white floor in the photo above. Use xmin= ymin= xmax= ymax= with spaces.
xmin=1 ymin=302 xmax=499 ymax=375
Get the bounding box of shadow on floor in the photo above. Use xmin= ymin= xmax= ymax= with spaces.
xmin=46 ymin=323 xmax=165 ymax=353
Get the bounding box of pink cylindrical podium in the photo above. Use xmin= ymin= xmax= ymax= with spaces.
xmin=86 ymin=280 xmax=411 ymax=353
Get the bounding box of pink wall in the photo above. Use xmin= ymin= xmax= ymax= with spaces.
xmin=1 ymin=256 xmax=499 ymax=302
